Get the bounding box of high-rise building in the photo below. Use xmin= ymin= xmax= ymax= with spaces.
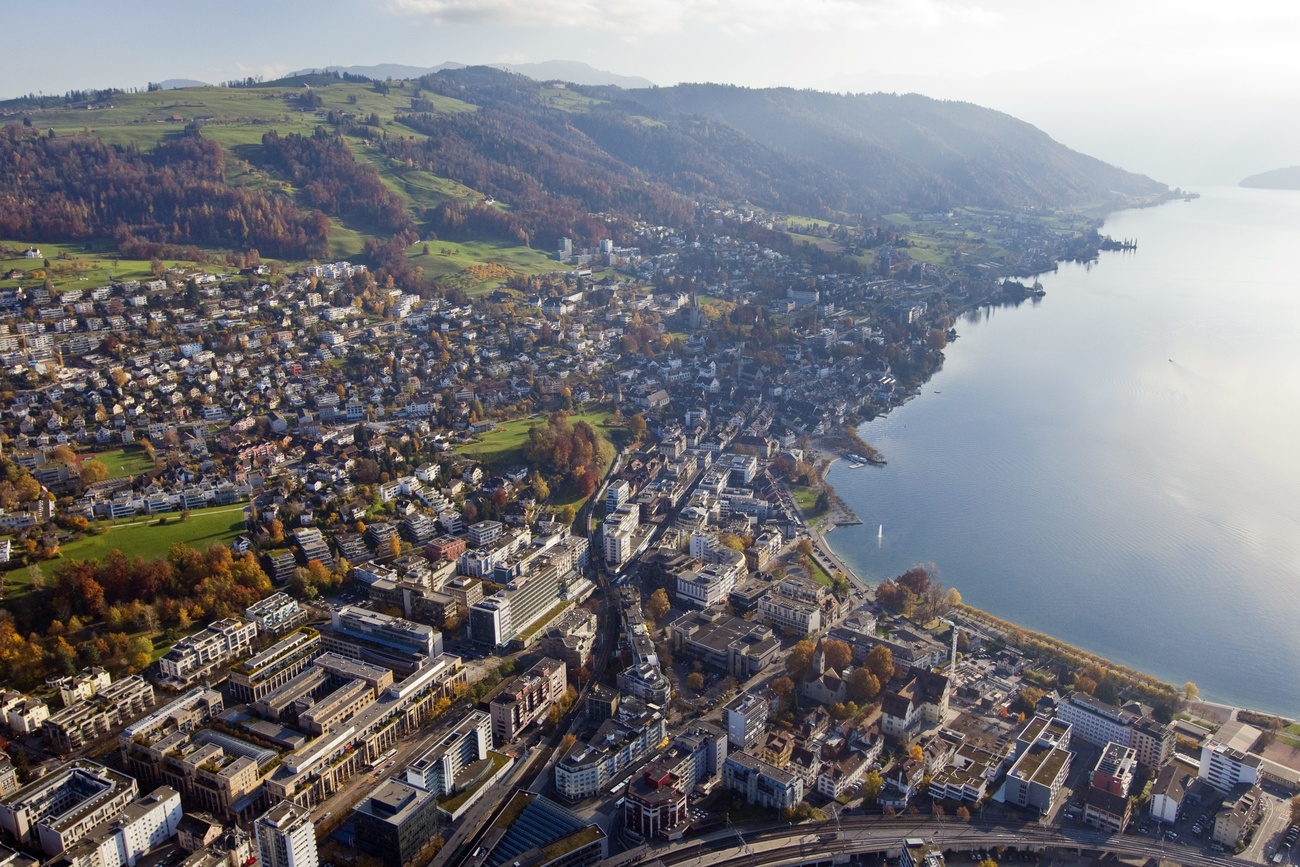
xmin=254 ymin=802 xmax=317 ymax=867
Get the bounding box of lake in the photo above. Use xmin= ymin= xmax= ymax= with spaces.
xmin=825 ymin=186 xmax=1300 ymax=716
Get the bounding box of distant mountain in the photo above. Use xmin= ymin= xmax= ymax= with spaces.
xmin=155 ymin=78 xmax=209 ymax=90
xmin=609 ymin=83 xmax=1165 ymax=213
xmin=1240 ymin=166 xmax=1300 ymax=190
xmin=292 ymin=60 xmax=653 ymax=89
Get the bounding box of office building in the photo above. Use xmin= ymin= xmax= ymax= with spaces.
xmin=323 ymin=606 xmax=441 ymax=676
xmin=352 ymin=780 xmax=438 ymax=867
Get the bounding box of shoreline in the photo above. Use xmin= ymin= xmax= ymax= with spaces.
xmin=803 ymin=448 xmax=1293 ymax=728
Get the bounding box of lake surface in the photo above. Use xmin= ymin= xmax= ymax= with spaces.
xmin=825 ymin=186 xmax=1300 ymax=716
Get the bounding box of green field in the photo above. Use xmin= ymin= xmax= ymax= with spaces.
xmin=407 ymin=239 xmax=561 ymax=295
xmin=37 ymin=503 xmax=247 ymax=577
xmin=0 ymin=242 xmax=204 ymax=293
xmin=457 ymin=410 xmax=621 ymax=466
xmin=87 ymin=446 xmax=155 ymax=480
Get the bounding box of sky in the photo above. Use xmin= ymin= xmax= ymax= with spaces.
xmin=6 ymin=0 xmax=1298 ymax=185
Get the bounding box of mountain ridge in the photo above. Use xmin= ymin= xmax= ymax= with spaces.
xmin=291 ymin=60 xmax=655 ymax=89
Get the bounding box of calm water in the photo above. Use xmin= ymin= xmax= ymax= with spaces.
xmin=826 ymin=187 xmax=1300 ymax=716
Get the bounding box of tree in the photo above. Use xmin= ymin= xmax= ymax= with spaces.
xmin=860 ymin=769 xmax=884 ymax=803
xmin=787 ymin=639 xmax=816 ymax=679
xmin=865 ymin=644 xmax=894 ymax=683
xmin=846 ymin=668 xmax=881 ymax=703
xmin=79 ymin=459 xmax=109 ymax=485
xmin=646 ymin=588 xmax=671 ymax=622
xmin=1012 ymin=686 xmax=1044 ymax=715
xmin=627 ymin=413 xmax=647 ymax=441
xmin=687 ymin=672 xmax=704 ymax=691
xmin=822 ymin=638 xmax=852 ymax=674
xmin=560 ymin=733 xmax=577 ymax=753
xmin=49 ymin=444 xmax=77 ymax=466
xmin=1181 ymin=681 xmax=1199 ymax=701
xmin=909 ymin=744 xmax=924 ymax=762
xmin=770 ymin=676 xmax=795 ymax=710
xmin=955 ymin=806 xmax=971 ymax=822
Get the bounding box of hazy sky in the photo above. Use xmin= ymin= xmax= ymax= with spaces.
xmin=7 ymin=0 xmax=1298 ymax=185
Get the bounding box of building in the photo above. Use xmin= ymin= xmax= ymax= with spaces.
xmin=625 ymin=767 xmax=687 ymax=840
xmin=900 ymin=838 xmax=946 ymax=867
xmin=48 ymin=668 xmax=113 ymax=708
xmin=158 ymin=619 xmax=259 ymax=688
xmin=323 ymin=606 xmax=441 ymax=676
xmin=723 ymin=693 xmax=769 ymax=751
xmin=405 ymin=711 xmax=491 ymax=796
xmin=675 ymin=557 xmax=744 ymax=609
xmin=602 ymin=502 xmax=641 ymax=569
xmin=58 ymin=786 xmax=183 ymax=867
xmin=476 ymin=792 xmax=606 ymax=867
xmin=585 ymin=685 xmax=619 ymax=724
xmin=0 ymin=760 xmax=139 ymax=856
xmin=245 ymin=594 xmax=307 ymax=637
xmin=616 ymin=662 xmax=670 ymax=706
xmin=665 ymin=610 xmax=781 ymax=678
xmin=1054 ymin=691 xmax=1171 ymax=769
xmin=253 ymin=802 xmax=317 ymax=867
xmin=553 ymin=700 xmax=666 ymax=800
xmin=540 ymin=609 xmax=597 ymax=670
xmin=228 ymin=628 xmax=321 ymax=703
xmin=489 ymin=658 xmax=567 ymax=745
xmin=1000 ymin=716 xmax=1073 ymax=813
xmin=1199 ymin=720 xmax=1263 ymax=794
xmin=1150 ymin=760 xmax=1195 ymax=825
xmin=1213 ymin=786 xmax=1262 ymax=849
xmin=722 ymin=752 xmax=803 ymax=812
xmin=1083 ymin=743 xmax=1136 ymax=833
xmin=469 ymin=536 xmax=588 ymax=648
xmin=42 ymin=677 xmax=155 ymax=755
xmin=352 ymin=780 xmax=439 ymax=867
xmin=880 ymin=668 xmax=951 ymax=740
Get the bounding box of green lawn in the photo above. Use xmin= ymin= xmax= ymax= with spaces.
xmin=38 ymin=503 xmax=247 ymax=576
xmin=0 ymin=241 xmax=204 ymax=293
xmin=456 ymin=410 xmax=619 ymax=468
xmin=791 ymin=485 xmax=826 ymax=518
xmin=87 ymin=446 xmax=155 ymax=480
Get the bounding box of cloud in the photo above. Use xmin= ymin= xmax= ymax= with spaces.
xmin=388 ymin=0 xmax=999 ymax=36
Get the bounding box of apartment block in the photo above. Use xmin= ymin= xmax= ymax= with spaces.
xmin=228 ymin=629 xmax=321 ymax=704
xmin=489 ymin=658 xmax=567 ymax=745
xmin=158 ymin=619 xmax=259 ymax=689
xmin=405 ymin=711 xmax=491 ymax=796
xmin=0 ymin=760 xmax=139 ymax=856
xmin=42 ymin=677 xmax=155 ymax=755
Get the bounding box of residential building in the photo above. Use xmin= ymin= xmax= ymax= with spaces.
xmin=553 ymin=700 xmax=666 ymax=800
xmin=58 ymin=786 xmax=183 ymax=867
xmin=158 ymin=618 xmax=259 ymax=689
xmin=47 ymin=668 xmax=113 ymax=708
xmin=1083 ymin=743 xmax=1136 ymax=833
xmin=489 ymin=658 xmax=567 ymax=745
xmin=900 ymin=838 xmax=946 ymax=867
xmin=624 ymin=767 xmax=687 ymax=840
xmin=405 ymin=711 xmax=491 ymax=796
xmin=42 ymin=677 xmax=155 ymax=755
xmin=1000 ymin=716 xmax=1073 ymax=813
xmin=722 ymin=752 xmax=803 ymax=812
xmin=1213 ymin=786 xmax=1262 ymax=849
xmin=245 ymin=594 xmax=307 ymax=637
xmin=0 ymin=760 xmax=139 ymax=856
xmin=1200 ymin=720 xmax=1263 ymax=794
xmin=228 ymin=628 xmax=321 ymax=703
xmin=1150 ymin=760 xmax=1196 ymax=825
xmin=1054 ymin=691 xmax=1171 ymax=769
xmin=253 ymin=802 xmax=317 ymax=867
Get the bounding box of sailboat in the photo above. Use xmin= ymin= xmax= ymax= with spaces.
xmin=878 ymin=524 xmax=883 ymax=540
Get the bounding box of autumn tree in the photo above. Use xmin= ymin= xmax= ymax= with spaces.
xmin=865 ymin=644 xmax=894 ymax=684
xmin=788 ymin=639 xmax=816 ymax=679
xmin=860 ymin=769 xmax=884 ymax=803
xmin=627 ymin=413 xmax=647 ymax=441
xmin=847 ymin=668 xmax=881 ymax=703
xmin=79 ymin=459 xmax=109 ymax=485
xmin=687 ymin=672 xmax=704 ymax=691
xmin=909 ymin=744 xmax=925 ymax=762
xmin=955 ymin=806 xmax=971 ymax=822
xmin=770 ymin=676 xmax=795 ymax=710
xmin=646 ymin=588 xmax=671 ymax=622
xmin=822 ymin=638 xmax=852 ymax=674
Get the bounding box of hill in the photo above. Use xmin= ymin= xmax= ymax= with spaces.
xmin=1240 ymin=166 xmax=1300 ymax=190
xmin=0 ymin=66 xmax=1169 ymax=292
xmin=294 ymin=60 xmax=654 ymax=89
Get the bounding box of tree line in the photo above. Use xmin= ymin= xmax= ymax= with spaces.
xmin=0 ymin=124 xmax=328 ymax=258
